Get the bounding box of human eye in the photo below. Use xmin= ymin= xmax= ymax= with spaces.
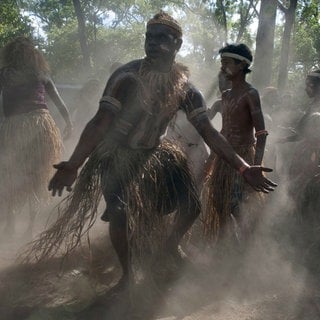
xmin=157 ymin=34 xmax=167 ymax=42
xmin=159 ymin=33 xmax=174 ymax=43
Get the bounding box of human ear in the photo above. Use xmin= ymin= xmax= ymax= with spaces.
xmin=240 ymin=61 xmax=247 ymax=70
xmin=175 ymin=38 xmax=182 ymax=51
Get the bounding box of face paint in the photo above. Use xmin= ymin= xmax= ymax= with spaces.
xmin=160 ymin=44 xmax=170 ymax=52
xmin=225 ymin=67 xmax=233 ymax=75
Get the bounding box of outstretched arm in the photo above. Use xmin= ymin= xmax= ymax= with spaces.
xmin=183 ymin=87 xmax=276 ymax=193
xmin=45 ymin=78 xmax=73 ymax=139
xmin=48 ymin=107 xmax=115 ymax=196
xmin=48 ymin=70 xmax=140 ymax=196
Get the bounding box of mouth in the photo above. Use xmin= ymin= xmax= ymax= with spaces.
xmin=147 ymin=47 xmax=161 ymax=55
xmin=159 ymin=44 xmax=170 ymax=52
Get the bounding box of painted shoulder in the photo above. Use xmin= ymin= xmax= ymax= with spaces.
xmin=108 ymin=59 xmax=142 ymax=80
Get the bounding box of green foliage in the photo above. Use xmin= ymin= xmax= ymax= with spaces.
xmin=1 ymin=0 xmax=317 ymax=88
xmin=20 ymin=0 xmax=75 ymax=31
xmin=292 ymin=0 xmax=320 ymax=71
xmin=46 ymin=20 xmax=82 ymax=81
xmin=0 ymin=0 xmax=33 ymax=49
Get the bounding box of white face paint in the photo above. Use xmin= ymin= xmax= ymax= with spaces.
xmin=225 ymin=67 xmax=233 ymax=75
xmin=160 ymin=44 xmax=170 ymax=52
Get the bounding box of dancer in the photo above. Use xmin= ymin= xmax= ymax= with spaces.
xmin=0 ymin=36 xmax=73 ymax=238
xmin=202 ymin=43 xmax=268 ymax=245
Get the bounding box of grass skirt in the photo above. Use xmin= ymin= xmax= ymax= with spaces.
xmin=24 ymin=139 xmax=200 ymax=267
xmin=201 ymin=144 xmax=263 ymax=243
xmin=0 ymin=109 xmax=62 ymax=213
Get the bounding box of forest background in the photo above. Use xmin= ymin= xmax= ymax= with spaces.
xmin=0 ymin=0 xmax=319 ymax=102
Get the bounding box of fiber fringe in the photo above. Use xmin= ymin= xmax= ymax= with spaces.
xmin=201 ymin=144 xmax=263 ymax=242
xmin=22 ymin=139 xmax=199 ymax=272
xmin=0 ymin=109 xmax=62 ymax=212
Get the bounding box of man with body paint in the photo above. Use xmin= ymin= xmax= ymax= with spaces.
xmin=202 ymin=43 xmax=268 ymax=246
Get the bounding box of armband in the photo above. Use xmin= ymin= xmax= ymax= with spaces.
xmin=187 ymin=107 xmax=207 ymax=122
xmin=99 ymin=96 xmax=122 ymax=114
xmin=255 ymin=130 xmax=269 ymax=137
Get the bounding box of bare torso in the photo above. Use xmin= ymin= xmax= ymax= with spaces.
xmin=221 ymin=86 xmax=256 ymax=146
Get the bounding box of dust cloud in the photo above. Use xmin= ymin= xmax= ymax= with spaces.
xmin=0 ymin=27 xmax=319 ymax=320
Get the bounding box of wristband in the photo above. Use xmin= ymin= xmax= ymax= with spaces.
xmin=255 ymin=130 xmax=269 ymax=137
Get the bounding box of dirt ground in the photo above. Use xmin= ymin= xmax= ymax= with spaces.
xmin=1 ymin=200 xmax=320 ymax=320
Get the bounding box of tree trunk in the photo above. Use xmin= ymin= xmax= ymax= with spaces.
xmin=252 ymin=0 xmax=277 ymax=90
xmin=216 ymin=0 xmax=228 ymax=44
xmin=72 ymin=0 xmax=91 ymax=71
xmin=277 ymin=0 xmax=298 ymax=91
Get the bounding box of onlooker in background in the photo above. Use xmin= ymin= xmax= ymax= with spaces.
xmin=204 ymin=70 xmax=232 ymax=177
xmin=207 ymin=70 xmax=232 ymax=121
xmin=165 ymin=109 xmax=209 ymax=188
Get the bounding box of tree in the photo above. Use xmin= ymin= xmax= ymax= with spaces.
xmin=72 ymin=0 xmax=91 ymax=71
xmin=291 ymin=0 xmax=320 ymax=73
xmin=10 ymin=0 xmax=318 ymax=90
xmin=0 ymin=0 xmax=33 ymax=48
xmin=252 ymin=0 xmax=278 ymax=90
xmin=277 ymin=0 xmax=298 ymax=91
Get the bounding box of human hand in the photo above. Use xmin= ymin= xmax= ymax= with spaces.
xmin=63 ymin=123 xmax=73 ymax=140
xmin=48 ymin=161 xmax=78 ymax=196
xmin=242 ymin=166 xmax=277 ymax=193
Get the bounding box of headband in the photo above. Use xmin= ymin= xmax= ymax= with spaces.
xmin=308 ymin=72 xmax=320 ymax=79
xmin=147 ymin=17 xmax=182 ymax=37
xmin=221 ymin=52 xmax=251 ymax=65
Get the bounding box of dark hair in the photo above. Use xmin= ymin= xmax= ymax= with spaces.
xmin=219 ymin=43 xmax=253 ymax=74
xmin=2 ymin=36 xmax=50 ymax=77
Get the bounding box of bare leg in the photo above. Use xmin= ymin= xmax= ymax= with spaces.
xmin=166 ymin=193 xmax=201 ymax=256
xmin=109 ymin=213 xmax=131 ymax=286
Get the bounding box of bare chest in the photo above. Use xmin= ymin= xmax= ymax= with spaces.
xmin=221 ymin=94 xmax=251 ymax=128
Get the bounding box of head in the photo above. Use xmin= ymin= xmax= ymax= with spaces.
xmin=145 ymin=11 xmax=182 ymax=63
xmin=2 ymin=36 xmax=50 ymax=75
xmin=305 ymin=69 xmax=320 ymax=99
xmin=219 ymin=43 xmax=252 ymax=79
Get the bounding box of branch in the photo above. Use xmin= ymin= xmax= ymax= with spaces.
xmin=278 ymin=0 xmax=288 ymax=13
xmin=248 ymin=0 xmax=259 ymax=17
